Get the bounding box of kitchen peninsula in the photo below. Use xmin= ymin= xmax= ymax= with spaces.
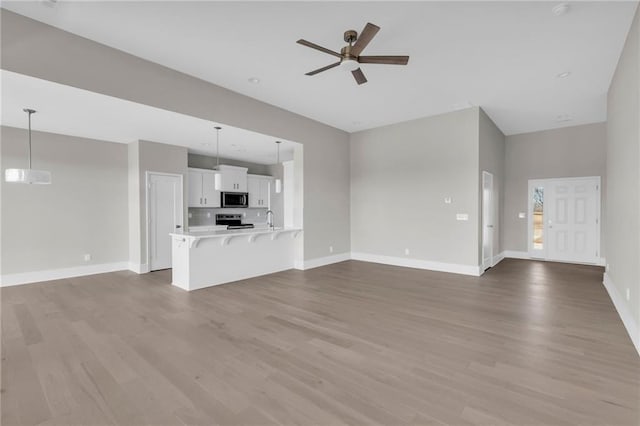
xmin=170 ymin=226 xmax=302 ymax=291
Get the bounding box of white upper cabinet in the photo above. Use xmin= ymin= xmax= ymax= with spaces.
xmin=201 ymin=171 xmax=220 ymax=207
xmin=247 ymin=174 xmax=272 ymax=208
xmin=188 ymin=168 xmax=220 ymax=207
xmin=217 ymin=165 xmax=248 ymax=192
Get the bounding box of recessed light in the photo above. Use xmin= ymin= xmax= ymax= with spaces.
xmin=552 ymin=3 xmax=570 ymax=16
xmin=555 ymin=114 xmax=573 ymax=122
xmin=557 ymin=71 xmax=571 ymax=78
xmin=248 ymin=77 xmax=260 ymax=84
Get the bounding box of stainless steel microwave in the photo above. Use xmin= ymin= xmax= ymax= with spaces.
xmin=221 ymin=192 xmax=248 ymax=208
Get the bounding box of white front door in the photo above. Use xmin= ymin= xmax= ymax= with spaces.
xmin=149 ymin=173 xmax=183 ymax=271
xmin=528 ymin=177 xmax=600 ymax=264
xmin=482 ymin=171 xmax=494 ymax=271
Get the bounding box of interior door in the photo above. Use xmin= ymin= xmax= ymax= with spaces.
xmin=482 ymin=171 xmax=494 ymax=271
xmin=149 ymin=173 xmax=183 ymax=271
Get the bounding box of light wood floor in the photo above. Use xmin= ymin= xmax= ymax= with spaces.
xmin=2 ymin=259 xmax=638 ymax=425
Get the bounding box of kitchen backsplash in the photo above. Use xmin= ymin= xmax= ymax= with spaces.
xmin=189 ymin=207 xmax=269 ymax=227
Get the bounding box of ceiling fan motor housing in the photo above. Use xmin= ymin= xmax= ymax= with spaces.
xmin=344 ymin=30 xmax=358 ymax=43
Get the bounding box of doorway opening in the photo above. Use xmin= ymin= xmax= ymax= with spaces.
xmin=482 ymin=171 xmax=495 ymax=271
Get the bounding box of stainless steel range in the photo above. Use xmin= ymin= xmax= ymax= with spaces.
xmin=215 ymin=214 xmax=254 ymax=230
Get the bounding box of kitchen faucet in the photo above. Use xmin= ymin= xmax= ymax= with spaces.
xmin=266 ymin=210 xmax=275 ymax=230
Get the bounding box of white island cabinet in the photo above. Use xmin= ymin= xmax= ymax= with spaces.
xmin=170 ymin=227 xmax=302 ymax=291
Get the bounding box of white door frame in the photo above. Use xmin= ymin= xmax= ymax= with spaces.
xmin=482 ymin=171 xmax=495 ymax=271
xmin=527 ymin=176 xmax=601 ymax=263
xmin=145 ymin=171 xmax=184 ymax=271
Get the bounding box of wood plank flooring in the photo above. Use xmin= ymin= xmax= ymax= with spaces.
xmin=1 ymin=259 xmax=638 ymax=425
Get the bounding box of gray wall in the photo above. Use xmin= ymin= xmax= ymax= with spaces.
xmin=1 ymin=126 xmax=128 ymax=274
xmin=188 ymin=153 xmax=271 ymax=175
xmin=1 ymin=10 xmax=350 ymax=262
xmin=606 ymin=7 xmax=640 ymax=327
xmin=479 ymin=108 xmax=506 ymax=261
xmin=503 ymin=123 xmax=607 ymax=253
xmin=130 ymin=140 xmax=188 ymax=268
xmin=350 ymin=108 xmax=480 ymax=267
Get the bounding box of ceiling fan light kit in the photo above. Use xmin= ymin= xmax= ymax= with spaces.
xmin=5 ymin=108 xmax=52 ymax=184
xmin=297 ymin=22 xmax=409 ymax=85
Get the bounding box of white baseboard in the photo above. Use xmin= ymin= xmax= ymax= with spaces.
xmin=128 ymin=262 xmax=150 ymax=274
xmin=502 ymin=250 xmax=530 ymax=259
xmin=351 ymin=252 xmax=481 ymax=276
xmin=296 ymin=253 xmax=351 ymax=271
xmin=603 ymin=272 xmax=639 ymax=357
xmin=492 ymin=252 xmax=506 ymax=267
xmin=501 ymin=251 xmax=606 ymax=267
xmin=0 ymin=262 xmax=129 ymax=287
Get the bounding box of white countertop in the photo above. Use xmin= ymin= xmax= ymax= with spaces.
xmin=171 ymin=227 xmax=301 ymax=239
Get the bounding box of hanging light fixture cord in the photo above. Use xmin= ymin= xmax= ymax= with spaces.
xmin=24 ymin=108 xmax=36 ymax=169
xmin=276 ymin=140 xmax=281 ymax=164
xmin=215 ymin=126 xmax=222 ymax=168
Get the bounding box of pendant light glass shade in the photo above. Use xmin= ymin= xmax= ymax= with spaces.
xmin=5 ymin=168 xmax=52 ymax=184
xmin=5 ymin=109 xmax=52 ymax=184
xmin=274 ymin=141 xmax=282 ymax=194
xmin=214 ymin=126 xmax=222 ymax=190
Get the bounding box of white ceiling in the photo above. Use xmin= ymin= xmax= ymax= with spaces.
xmin=2 ymin=1 xmax=636 ymax=135
xmin=0 ymin=70 xmax=296 ymax=164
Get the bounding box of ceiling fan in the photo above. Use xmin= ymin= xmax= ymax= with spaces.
xmin=297 ymin=22 xmax=409 ymax=85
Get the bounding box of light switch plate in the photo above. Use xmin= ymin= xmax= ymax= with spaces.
xmin=456 ymin=213 xmax=469 ymax=221
xmin=444 ymin=197 xmax=452 ymax=204
xmin=518 ymin=212 xmax=526 ymax=219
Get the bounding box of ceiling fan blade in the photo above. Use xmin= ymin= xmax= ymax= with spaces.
xmin=358 ymin=55 xmax=410 ymax=65
xmin=305 ymin=62 xmax=341 ymax=76
xmin=352 ymin=68 xmax=368 ymax=85
xmin=296 ymin=39 xmax=342 ymax=58
xmin=351 ymin=22 xmax=380 ymax=56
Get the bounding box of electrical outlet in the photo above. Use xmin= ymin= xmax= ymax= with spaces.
xmin=626 ymin=288 xmax=630 ymax=301
xmin=84 ymin=254 xmax=91 ymax=262
xmin=206 ymin=212 xmax=211 ymax=218
xmin=405 ymin=248 xmax=410 ymax=255
xmin=606 ymin=263 xmax=610 ymax=272
xmin=456 ymin=213 xmax=469 ymax=221
xmin=257 ymin=212 xmax=260 ymax=217
xmin=329 ymin=246 xmax=333 ymax=253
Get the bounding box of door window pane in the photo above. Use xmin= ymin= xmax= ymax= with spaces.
xmin=533 ymin=187 xmax=544 ymax=250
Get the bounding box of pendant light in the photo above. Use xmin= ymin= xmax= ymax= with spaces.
xmin=5 ymin=108 xmax=52 ymax=184
xmin=274 ymin=141 xmax=282 ymax=194
xmin=214 ymin=126 xmax=222 ymax=190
